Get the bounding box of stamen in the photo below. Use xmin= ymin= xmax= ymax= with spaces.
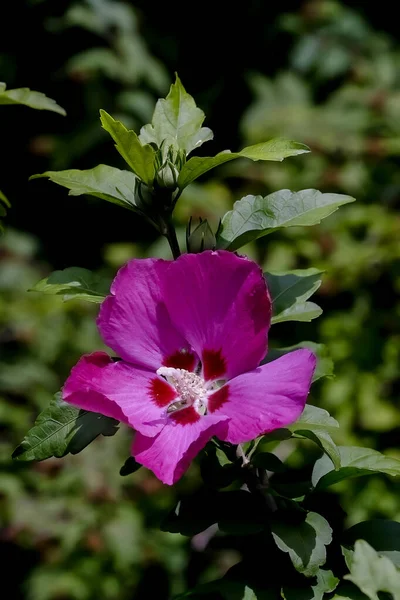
xmin=157 ymin=366 xmax=209 ymax=417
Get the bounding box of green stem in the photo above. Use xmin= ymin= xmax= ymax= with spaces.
xmin=163 ymin=216 xmax=181 ymax=260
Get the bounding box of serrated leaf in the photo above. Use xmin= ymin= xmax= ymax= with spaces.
xmin=100 ymin=110 xmax=155 ymax=185
xmin=271 ymin=512 xmax=332 ymax=577
xmin=178 ymin=139 xmax=309 ymax=189
xmin=30 ymin=267 xmax=110 ymax=303
xmin=266 ymin=269 xmax=323 ymax=324
xmin=0 ymin=82 xmax=66 ymax=115
xmin=282 ymin=569 xmax=339 ymax=600
xmin=265 ymin=342 xmax=334 ymax=383
xmin=342 ymin=520 xmax=400 ymax=568
xmin=218 ymin=189 xmax=355 ymax=251
xmin=139 ymin=74 xmax=213 ymax=154
xmin=312 ymin=446 xmax=400 ymax=490
xmin=12 ymin=393 xmax=119 ymax=461
xmin=30 ymin=165 xmax=138 ymax=211
xmin=344 ymin=540 xmax=400 ymax=600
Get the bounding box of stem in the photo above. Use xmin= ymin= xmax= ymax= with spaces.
xmin=163 ymin=215 xmax=181 ymax=260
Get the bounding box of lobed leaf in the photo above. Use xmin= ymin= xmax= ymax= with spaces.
xmin=139 ymin=74 xmax=213 ymax=154
xmin=342 ymin=520 xmax=400 ymax=568
xmin=344 ymin=540 xmax=400 ymax=600
xmin=282 ymin=569 xmax=339 ymax=600
xmin=271 ymin=511 xmax=333 ymax=577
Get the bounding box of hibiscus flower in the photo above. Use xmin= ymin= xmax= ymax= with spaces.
xmin=63 ymin=251 xmax=316 ymax=484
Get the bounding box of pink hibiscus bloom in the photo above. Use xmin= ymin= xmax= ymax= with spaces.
xmin=63 ymin=251 xmax=316 ymax=485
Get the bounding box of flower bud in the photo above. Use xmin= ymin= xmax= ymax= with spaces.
xmin=135 ymin=179 xmax=155 ymax=211
xmin=186 ymin=218 xmax=217 ymax=253
xmin=156 ymin=161 xmax=179 ymax=189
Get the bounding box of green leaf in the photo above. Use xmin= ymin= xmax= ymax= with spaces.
xmin=295 ymin=430 xmax=341 ymax=471
xmin=0 ymin=82 xmax=66 ymax=115
xmin=290 ymin=403 xmax=342 ymax=476
xmin=266 ymin=269 xmax=323 ymax=324
xmin=139 ymin=74 xmax=213 ymax=154
xmin=271 ymin=512 xmax=333 ymax=577
xmin=30 ymin=165 xmax=138 ymax=211
xmin=12 ymin=393 xmax=119 ymax=461
xmin=265 ymin=342 xmax=334 ymax=382
xmin=344 ymin=540 xmax=400 ymax=600
xmin=282 ymin=569 xmax=339 ymax=600
xmin=100 ymin=110 xmax=155 ymax=185
xmin=342 ymin=520 xmax=400 ymax=568
xmin=251 ymin=452 xmax=287 ymax=472
xmin=217 ymin=189 xmax=355 ymax=251
xmin=120 ymin=456 xmax=142 ymax=476
xmin=312 ymin=446 xmax=400 ymax=490
xmin=178 ymin=139 xmax=309 ymax=189
xmin=30 ymin=267 xmax=110 ymax=303
xmin=290 ymin=404 xmax=339 ymax=434
xmin=200 ymin=443 xmax=241 ymax=489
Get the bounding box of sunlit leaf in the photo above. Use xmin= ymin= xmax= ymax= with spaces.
xmin=290 ymin=404 xmax=339 ymax=433
xmin=283 ymin=569 xmax=339 ymax=600
xmin=30 ymin=165 xmax=138 ymax=211
xmin=0 ymin=82 xmax=66 ymax=115
xmin=266 ymin=269 xmax=323 ymax=324
xmin=178 ymin=139 xmax=309 ymax=189
xmin=218 ymin=189 xmax=355 ymax=250
xmin=343 ymin=520 xmax=400 ymax=568
xmin=344 ymin=540 xmax=400 ymax=600
xmin=312 ymin=446 xmax=400 ymax=489
xmin=271 ymin=511 xmax=332 ymax=577
xmin=139 ymin=74 xmax=213 ymax=154
xmin=100 ymin=110 xmax=155 ymax=185
xmin=30 ymin=267 xmax=110 ymax=303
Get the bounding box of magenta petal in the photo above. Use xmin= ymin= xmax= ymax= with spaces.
xmin=62 ymin=352 xmax=173 ymax=436
xmin=98 ymin=259 xmax=194 ymax=370
xmin=208 ymin=349 xmax=316 ymax=444
xmin=161 ymin=251 xmax=271 ymax=380
xmin=132 ymin=414 xmax=229 ymax=485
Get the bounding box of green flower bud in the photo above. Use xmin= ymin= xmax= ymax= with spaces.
xmin=156 ymin=161 xmax=179 ymax=189
xmin=186 ymin=218 xmax=217 ymax=253
xmin=135 ymin=179 xmax=154 ymax=211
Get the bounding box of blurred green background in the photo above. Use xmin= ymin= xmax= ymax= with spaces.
xmin=1 ymin=1 xmax=400 ymax=598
